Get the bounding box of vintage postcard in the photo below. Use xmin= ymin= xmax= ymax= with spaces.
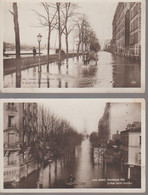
xmin=0 ymin=99 xmax=145 ymax=192
xmin=0 ymin=0 xmax=146 ymax=93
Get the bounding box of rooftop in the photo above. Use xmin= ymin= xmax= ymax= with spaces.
xmin=120 ymin=127 xmax=141 ymax=134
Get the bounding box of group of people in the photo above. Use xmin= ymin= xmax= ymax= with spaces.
xmin=82 ymin=50 xmax=98 ymax=65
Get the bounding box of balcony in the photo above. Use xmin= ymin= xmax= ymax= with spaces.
xmin=4 ymin=141 xmax=22 ymax=150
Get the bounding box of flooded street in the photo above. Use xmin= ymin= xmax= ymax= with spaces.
xmin=7 ymin=139 xmax=138 ymax=189
xmin=4 ymin=51 xmax=140 ymax=88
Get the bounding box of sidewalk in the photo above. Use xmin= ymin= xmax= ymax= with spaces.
xmin=3 ymin=53 xmax=77 ymax=76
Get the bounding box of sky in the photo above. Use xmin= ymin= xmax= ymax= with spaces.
xmin=39 ymin=100 xmax=141 ymax=135
xmin=3 ymin=0 xmax=118 ymax=49
xmin=40 ymin=99 xmax=106 ymax=134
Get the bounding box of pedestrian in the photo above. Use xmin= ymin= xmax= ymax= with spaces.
xmin=33 ymin=47 xmax=36 ymax=57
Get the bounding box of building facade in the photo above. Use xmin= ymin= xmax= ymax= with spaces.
xmin=110 ymin=103 xmax=141 ymax=138
xmin=98 ymin=103 xmax=111 ymax=144
xmin=111 ymin=2 xmax=141 ymax=58
xmin=4 ymin=102 xmax=38 ymax=184
xmin=98 ymin=103 xmax=141 ymax=142
xmin=120 ymin=122 xmax=141 ymax=180
xmin=112 ymin=3 xmax=130 ymax=54
xmin=129 ymin=3 xmax=141 ymax=56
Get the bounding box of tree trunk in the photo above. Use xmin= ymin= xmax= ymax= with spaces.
xmin=13 ymin=3 xmax=20 ymax=59
xmin=13 ymin=3 xmax=21 ymax=88
xmin=57 ymin=3 xmax=61 ymax=65
xmin=77 ymin=41 xmax=81 ymax=57
xmin=49 ymin=162 xmax=51 ymax=187
xmin=47 ymin=27 xmax=51 ymax=72
xmin=38 ymin=162 xmax=44 ymax=188
xmin=65 ymin=27 xmax=69 ymax=59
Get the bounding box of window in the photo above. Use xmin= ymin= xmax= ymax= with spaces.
xmin=139 ymin=136 xmax=141 ymax=145
xmin=8 ymin=153 xmax=16 ymax=165
xmin=8 ymin=133 xmax=15 ymax=145
xmin=8 ymin=116 xmax=14 ymax=127
xmin=23 ymin=103 xmax=25 ymax=111
xmin=8 ymin=103 xmax=10 ymax=109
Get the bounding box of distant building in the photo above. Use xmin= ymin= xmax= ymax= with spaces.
xmin=4 ymin=103 xmax=38 ymax=184
xmin=98 ymin=103 xmax=141 ymax=142
xmin=110 ymin=103 xmax=141 ymax=138
xmin=3 ymin=42 xmax=15 ymax=51
xmin=98 ymin=103 xmax=111 ymax=143
xmin=112 ymin=130 xmax=120 ymax=143
xmin=120 ymin=122 xmax=141 ymax=180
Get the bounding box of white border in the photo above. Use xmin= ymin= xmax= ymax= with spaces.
xmin=0 ymin=98 xmax=145 ymax=193
xmin=0 ymin=0 xmax=146 ymax=93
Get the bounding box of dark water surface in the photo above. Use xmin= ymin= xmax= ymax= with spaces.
xmin=4 ymin=51 xmax=140 ymax=88
xmin=6 ymin=139 xmax=140 ymax=189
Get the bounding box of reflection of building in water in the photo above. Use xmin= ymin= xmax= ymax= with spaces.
xmin=120 ymin=122 xmax=141 ymax=181
xmin=112 ymin=56 xmax=140 ymax=88
xmin=3 ymin=103 xmax=38 ymax=184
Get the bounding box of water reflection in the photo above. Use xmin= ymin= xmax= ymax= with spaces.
xmin=5 ymin=139 xmax=140 ymax=189
xmin=4 ymin=52 xmax=141 ymax=88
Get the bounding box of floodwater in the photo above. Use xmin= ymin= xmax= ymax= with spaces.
xmin=7 ymin=139 xmax=140 ymax=189
xmin=3 ymin=51 xmax=140 ymax=88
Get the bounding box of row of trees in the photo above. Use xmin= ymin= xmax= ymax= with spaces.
xmin=35 ymin=3 xmax=101 ymax=63
xmin=28 ymin=104 xmax=82 ymax=187
xmin=10 ymin=3 xmax=101 ymax=63
xmin=30 ymin=104 xmax=82 ymax=164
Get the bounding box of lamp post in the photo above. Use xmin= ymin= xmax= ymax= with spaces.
xmin=37 ymin=33 xmax=42 ymax=72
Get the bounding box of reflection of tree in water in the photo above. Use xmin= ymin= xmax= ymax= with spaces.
xmin=47 ymin=74 xmax=50 ymax=88
xmin=66 ymin=59 xmax=69 ymax=75
xmin=58 ymin=63 xmax=62 ymax=88
xmin=65 ymin=81 xmax=68 ymax=88
xmin=38 ymin=72 xmax=41 ymax=88
xmin=32 ymin=67 xmax=37 ymax=78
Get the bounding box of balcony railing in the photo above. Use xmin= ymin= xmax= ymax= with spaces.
xmin=4 ymin=141 xmax=22 ymax=149
xmin=7 ymin=124 xmax=17 ymax=129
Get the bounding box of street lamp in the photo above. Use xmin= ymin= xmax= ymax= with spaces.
xmin=37 ymin=33 xmax=42 ymax=72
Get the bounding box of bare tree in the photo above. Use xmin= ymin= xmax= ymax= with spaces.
xmin=9 ymin=3 xmax=21 ymax=59
xmin=30 ymin=103 xmax=83 ymax=187
xmin=34 ymin=3 xmax=57 ymax=71
xmin=9 ymin=3 xmax=21 ymax=87
xmin=56 ymin=2 xmax=63 ymax=65
xmin=73 ymin=15 xmax=87 ymax=55
xmin=61 ymin=3 xmax=78 ymax=59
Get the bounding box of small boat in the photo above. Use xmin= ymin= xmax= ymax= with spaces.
xmin=65 ymin=175 xmax=75 ymax=187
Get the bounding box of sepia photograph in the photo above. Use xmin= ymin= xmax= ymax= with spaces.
xmin=0 ymin=99 xmax=145 ymax=193
xmin=0 ymin=0 xmax=145 ymax=93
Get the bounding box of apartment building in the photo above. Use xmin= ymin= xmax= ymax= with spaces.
xmin=120 ymin=122 xmax=141 ymax=180
xmin=3 ymin=102 xmax=38 ymax=184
